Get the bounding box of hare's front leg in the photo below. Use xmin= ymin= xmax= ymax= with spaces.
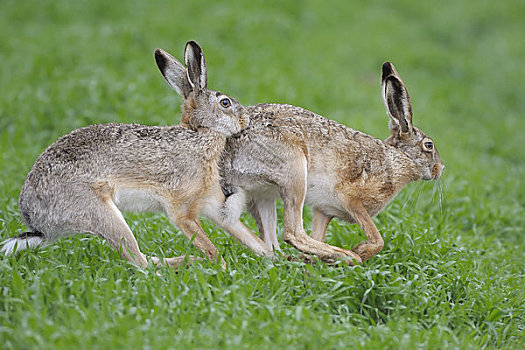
xmin=164 ymin=202 xmax=225 ymax=268
xmin=148 ymin=256 xmax=203 ymax=268
xmin=205 ymin=198 xmax=274 ymax=259
xmin=342 ymin=199 xmax=384 ymax=262
xmin=247 ymin=199 xmax=280 ymax=250
xmin=310 ymin=209 xmax=332 ymax=242
xmin=200 ymin=186 xmax=274 ymax=258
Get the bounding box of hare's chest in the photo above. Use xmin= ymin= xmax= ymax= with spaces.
xmin=306 ymin=170 xmax=401 ymax=221
xmin=351 ymin=176 xmax=404 ymax=217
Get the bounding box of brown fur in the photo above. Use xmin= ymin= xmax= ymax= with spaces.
xmin=219 ymin=62 xmax=444 ymax=264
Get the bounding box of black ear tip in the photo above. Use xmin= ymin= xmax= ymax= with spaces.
xmin=185 ymin=40 xmax=203 ymax=56
xmin=382 ymin=61 xmax=394 ymax=80
xmin=186 ymin=40 xmax=199 ymax=48
xmin=154 ymin=49 xmax=168 ymax=72
xmin=154 ymin=48 xmax=163 ymax=62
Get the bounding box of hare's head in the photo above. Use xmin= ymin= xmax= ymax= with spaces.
xmin=155 ymin=41 xmax=248 ymax=136
xmin=382 ymin=62 xmax=444 ymax=180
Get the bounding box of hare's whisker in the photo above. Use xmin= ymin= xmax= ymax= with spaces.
xmin=414 ymin=181 xmax=424 ymax=209
xmin=438 ymin=178 xmax=445 ymax=221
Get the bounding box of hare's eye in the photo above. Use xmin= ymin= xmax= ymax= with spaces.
xmin=424 ymin=141 xmax=434 ymax=150
xmin=219 ymin=98 xmax=231 ymax=108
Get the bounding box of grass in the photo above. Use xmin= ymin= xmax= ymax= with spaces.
xmin=0 ymin=0 xmax=524 ymax=348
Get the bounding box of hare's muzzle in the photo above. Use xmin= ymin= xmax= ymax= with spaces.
xmin=432 ymin=162 xmax=445 ymax=179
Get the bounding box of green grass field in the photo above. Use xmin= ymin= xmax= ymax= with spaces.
xmin=1 ymin=0 xmax=524 ymax=348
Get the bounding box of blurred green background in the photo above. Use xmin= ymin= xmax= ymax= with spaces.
xmin=0 ymin=0 xmax=524 ymax=349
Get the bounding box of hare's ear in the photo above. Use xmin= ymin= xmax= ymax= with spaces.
xmin=382 ymin=62 xmax=413 ymax=134
xmin=155 ymin=48 xmax=192 ymax=99
xmin=184 ymin=41 xmax=207 ymax=91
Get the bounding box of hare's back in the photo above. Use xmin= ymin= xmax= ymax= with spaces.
xmin=21 ymin=123 xmax=215 ymax=201
xmin=247 ymin=103 xmax=384 ymax=159
xmin=248 ymin=104 xmax=358 ymax=143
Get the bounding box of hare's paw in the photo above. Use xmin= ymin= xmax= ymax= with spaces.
xmin=337 ymin=248 xmax=362 ymax=266
xmin=282 ymin=253 xmax=317 ymax=264
xmin=322 ymin=247 xmax=362 ymax=266
xmin=149 ymin=255 xmax=205 ymax=268
xmin=351 ymin=241 xmax=384 ymax=262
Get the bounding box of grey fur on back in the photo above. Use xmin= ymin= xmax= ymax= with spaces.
xmin=19 ymin=123 xmax=225 ymax=237
xmin=2 ymin=41 xmax=263 ymax=269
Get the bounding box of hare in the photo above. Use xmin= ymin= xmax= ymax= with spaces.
xmin=218 ymin=62 xmax=444 ymax=264
xmin=0 ymin=41 xmax=270 ymax=268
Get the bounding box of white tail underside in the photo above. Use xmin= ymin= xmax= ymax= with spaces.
xmin=0 ymin=236 xmax=44 ymax=255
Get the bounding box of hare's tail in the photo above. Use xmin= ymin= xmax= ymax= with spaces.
xmin=0 ymin=231 xmax=45 ymax=255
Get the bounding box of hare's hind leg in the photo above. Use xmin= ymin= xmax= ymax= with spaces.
xmin=94 ymin=198 xmax=149 ymax=268
xmin=280 ymin=155 xmax=362 ymax=265
xmin=310 ymin=204 xmax=384 ymax=262
xmin=100 ymin=200 xmax=199 ymax=269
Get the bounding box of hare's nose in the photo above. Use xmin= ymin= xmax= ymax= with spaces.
xmin=432 ymin=163 xmax=444 ymax=179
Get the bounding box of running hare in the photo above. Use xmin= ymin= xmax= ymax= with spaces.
xmin=0 ymin=41 xmax=265 ymax=268
xmin=220 ymin=62 xmax=444 ymax=264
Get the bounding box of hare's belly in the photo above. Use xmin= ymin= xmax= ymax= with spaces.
xmin=114 ymin=188 xmax=164 ymax=213
xmin=306 ymin=175 xmax=354 ymax=221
